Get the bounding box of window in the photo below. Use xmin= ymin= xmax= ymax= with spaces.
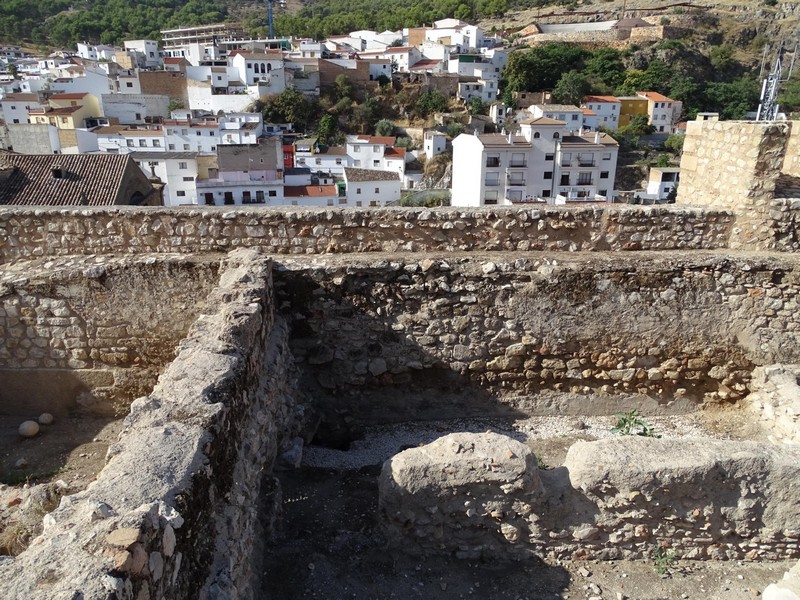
xmin=375 ymin=187 xmax=380 ymax=193
xmin=545 ymin=153 xmax=554 ymax=161
xmin=168 ymin=144 xmax=175 ymax=150
xmin=599 ymin=190 xmax=607 ymax=197
xmin=356 ymin=188 xmax=361 ymax=194
xmin=571 ymin=114 xmax=578 ymax=120
xmin=533 ymin=132 xmax=540 ymax=139
xmin=183 ymin=144 xmax=190 ymax=150
xmin=196 ymin=131 xmax=201 ymax=136
xmin=600 ymin=171 xmax=609 ymax=179
xmin=356 ymin=201 xmax=362 ymax=207
xmin=61 ymin=117 xmax=68 ymax=124
xmin=243 ymin=191 xmax=252 ymax=202
xmin=577 ymin=172 xmax=592 ymax=185
xmin=181 ymin=129 xmax=188 ymax=135
xmin=224 ymin=192 xmax=234 ymax=204
xmin=353 ymin=145 xmax=360 ymax=153
xmin=316 ymin=158 xmax=321 ymax=165
xmin=256 ymin=191 xmax=265 ymax=202
xmin=178 ymin=162 xmax=187 ymax=169
xmin=210 ymin=146 xmax=215 ymax=151
xmin=139 ymin=139 xmax=147 ymax=147
xmin=553 ymin=132 xmax=559 ymax=139
xmin=126 ymin=140 xmax=134 ymax=147
xmin=602 ymin=153 xmax=611 ymax=160
xmin=176 ymin=190 xmax=186 ymax=197
xmin=560 ymin=174 xmax=570 ymax=186
xmin=126 ymin=82 xmax=133 ymax=88
xmin=12 ymin=119 xmax=19 ymax=124
xmin=335 ymin=159 xmax=342 ymax=165
xmin=484 ymin=174 xmax=500 ymax=186
xmin=543 ymin=171 xmax=552 ymax=180
xmin=486 ymin=156 xmax=500 ymax=167
xmin=354 ymin=160 xmax=361 ymax=167
xmin=153 ymin=140 xmax=161 ymax=147
xmin=268 ymin=190 xmax=277 ymax=197
xmin=541 ymin=190 xmax=551 ymax=197
xmin=327 ymin=199 xmax=334 ymax=206
xmin=339 ymin=197 xmax=347 ymax=204
xmin=182 ymin=176 xmax=193 ymax=181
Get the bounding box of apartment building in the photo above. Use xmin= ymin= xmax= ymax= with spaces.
xmin=451 ymin=117 xmax=619 ymax=207
xmin=637 ymin=91 xmax=682 ymax=133
xmin=582 ymin=96 xmax=621 ymax=130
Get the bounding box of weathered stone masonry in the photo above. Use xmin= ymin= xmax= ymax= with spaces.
xmin=1 ymin=250 xmax=301 ymax=600
xmin=275 ymin=253 xmax=800 ymax=421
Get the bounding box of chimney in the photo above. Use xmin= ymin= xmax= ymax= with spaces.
xmin=594 ymin=131 xmax=601 ymax=144
xmin=51 ymin=165 xmax=63 ymax=179
xmin=507 ymin=132 xmax=512 ymax=143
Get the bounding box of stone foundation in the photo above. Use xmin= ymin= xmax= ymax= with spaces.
xmin=380 ymin=433 xmax=800 ymax=562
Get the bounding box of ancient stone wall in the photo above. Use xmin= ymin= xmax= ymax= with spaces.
xmin=0 ymin=249 xmax=301 ymax=599
xmin=380 ymin=433 xmax=800 ymax=563
xmin=746 ymin=364 xmax=800 ymax=444
xmin=275 ymin=253 xmax=800 ymax=423
xmin=0 ymin=206 xmax=734 ymax=262
xmin=0 ymin=255 xmax=220 ymax=415
xmin=678 ymin=120 xmax=797 ymax=250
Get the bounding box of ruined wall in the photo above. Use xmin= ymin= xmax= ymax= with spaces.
xmin=0 ymin=206 xmax=734 ymax=263
xmin=0 ymin=255 xmax=220 ymax=415
xmin=380 ymin=433 xmax=800 ymax=562
xmin=0 ymin=249 xmax=301 ymax=599
xmin=678 ymin=120 xmax=796 ymax=250
xmin=275 ymin=253 xmax=800 ymax=423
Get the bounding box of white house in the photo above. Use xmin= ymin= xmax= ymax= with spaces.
xmin=196 ymin=140 xmax=284 ymax=206
xmin=101 ymin=94 xmax=169 ymax=124
xmin=358 ymin=47 xmax=421 ymax=73
xmin=94 ymin=124 xmax=166 ymax=153
xmin=529 ymin=104 xmax=583 ymax=133
xmin=347 ymin=135 xmax=405 ymax=179
xmin=124 ymin=40 xmax=162 ymax=69
xmin=637 ymin=91 xmax=682 ymax=133
xmin=344 ymin=167 xmax=401 ymax=206
xmin=646 ymin=167 xmax=680 ymax=201
xmin=1 ymin=92 xmax=43 ymax=124
xmin=76 ymin=43 xmax=117 ymax=63
xmin=582 ymin=95 xmax=621 ymax=131
xmin=230 ymin=51 xmax=284 ymax=86
xmin=451 ymin=118 xmax=619 ymax=207
xmin=132 ymin=151 xmax=199 ymax=205
xmin=424 ymin=130 xmax=446 ymax=157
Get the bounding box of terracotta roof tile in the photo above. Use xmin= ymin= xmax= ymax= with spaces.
xmin=0 ymin=152 xmax=153 ymax=206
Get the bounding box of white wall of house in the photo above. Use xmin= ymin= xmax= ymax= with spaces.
xmin=584 ymin=99 xmax=620 ymax=130
xmin=646 ymin=167 xmax=679 ymax=199
xmin=101 ymin=94 xmax=169 ymax=124
xmin=48 ymin=68 xmax=113 ymax=99
xmin=345 ymin=176 xmax=401 ymax=206
xmin=451 ymin=134 xmax=487 ymax=207
xmin=134 ymin=155 xmax=198 ymax=205
xmin=124 ymin=40 xmax=162 ymax=68
xmin=1 ymin=97 xmax=41 ymax=124
xmin=424 ymin=131 xmax=447 ymax=157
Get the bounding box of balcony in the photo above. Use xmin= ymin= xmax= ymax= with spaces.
xmin=576 ymin=179 xmax=594 ymax=186
xmin=485 ymin=158 xmax=500 ymax=168
xmin=577 ymin=160 xmax=595 ymax=167
xmin=507 ymin=179 xmax=526 ymax=187
xmin=508 ymin=159 xmax=527 ymax=168
xmin=484 ymin=179 xmax=500 ymax=187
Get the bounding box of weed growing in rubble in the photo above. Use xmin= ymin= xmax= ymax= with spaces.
xmin=611 ymin=410 xmax=659 ymax=437
xmin=653 ymin=546 xmax=677 ymax=575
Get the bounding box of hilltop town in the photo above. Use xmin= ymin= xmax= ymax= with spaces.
xmin=1 ymin=3 xmax=796 ymax=209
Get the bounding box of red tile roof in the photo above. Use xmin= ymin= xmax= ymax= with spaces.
xmin=284 ymin=185 xmax=337 ymax=197
xmin=583 ymin=95 xmax=620 ymax=103
xmin=356 ymin=136 xmax=394 ymax=145
xmin=386 ymin=46 xmax=413 ymax=53
xmin=0 ymin=152 xmax=154 ymax=206
xmin=409 ymin=59 xmax=441 ymax=70
xmin=637 ymin=91 xmax=674 ymax=102
xmin=49 ymin=93 xmax=89 ymax=100
xmin=384 ymin=147 xmax=406 ymax=158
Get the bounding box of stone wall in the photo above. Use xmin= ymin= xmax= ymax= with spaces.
xmin=381 ymin=433 xmax=800 ymax=562
xmin=0 ymin=255 xmax=220 ymax=415
xmin=0 ymin=206 xmax=734 ymax=263
xmin=678 ymin=120 xmax=797 ymax=250
xmin=0 ymin=249 xmax=301 ymax=599
xmin=275 ymin=253 xmax=800 ymax=423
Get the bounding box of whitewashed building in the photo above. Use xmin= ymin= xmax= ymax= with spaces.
xmin=132 ymin=151 xmax=199 ymax=205
xmin=344 ymin=167 xmax=401 ymax=206
xmin=582 ymin=96 xmax=621 ymax=131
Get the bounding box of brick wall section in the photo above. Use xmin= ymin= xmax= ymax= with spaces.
xmin=678 ymin=120 xmax=793 ymax=249
xmin=0 ymin=206 xmax=734 ymax=263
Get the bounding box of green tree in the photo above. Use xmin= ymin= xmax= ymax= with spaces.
xmin=703 ymin=77 xmax=760 ymax=120
xmin=709 ymin=44 xmax=735 ymax=71
xmin=664 ymin=133 xmax=685 ymax=155
xmin=584 ymin=48 xmax=625 ymax=90
xmin=334 ymin=74 xmax=354 ymax=102
xmin=447 ymin=123 xmax=466 ymax=138
xmin=501 ymin=43 xmax=587 ymax=95
xmin=552 ymin=70 xmax=590 ymax=106
xmin=778 ymin=74 xmax=800 ymax=113
xmin=317 ymin=114 xmax=339 ymax=145
xmin=466 ymin=97 xmax=486 ymax=115
xmin=375 ymin=119 xmax=395 ymax=136
xmin=260 ymin=87 xmax=314 ymax=132
xmin=416 ymin=89 xmax=449 ymax=118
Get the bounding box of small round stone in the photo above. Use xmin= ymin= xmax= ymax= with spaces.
xmin=38 ymin=413 xmax=54 ymax=425
xmin=19 ymin=421 xmax=40 ymax=438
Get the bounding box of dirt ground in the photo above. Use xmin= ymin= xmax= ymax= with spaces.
xmin=260 ymin=408 xmax=785 ymax=600
xmin=0 ymin=414 xmax=123 ymax=487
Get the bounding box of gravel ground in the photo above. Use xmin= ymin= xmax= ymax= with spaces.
xmin=303 ymin=413 xmax=740 ymax=469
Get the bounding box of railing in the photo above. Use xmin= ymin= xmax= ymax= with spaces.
xmin=484 ymin=179 xmax=500 ymax=186
xmin=507 ymin=180 xmax=526 ymax=187
xmin=508 ymin=160 xmax=527 ymax=167
xmin=485 ymin=158 xmax=500 ymax=167
xmin=578 ymin=160 xmax=595 ymax=167
xmin=576 ymin=179 xmax=594 ymax=186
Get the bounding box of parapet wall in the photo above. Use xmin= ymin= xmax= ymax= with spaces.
xmin=679 ymin=120 xmax=799 ymax=250
xmin=1 ymin=249 xmax=300 ymax=599
xmin=276 ymin=253 xmax=800 ymax=422
xmin=0 ymin=206 xmax=734 ymax=261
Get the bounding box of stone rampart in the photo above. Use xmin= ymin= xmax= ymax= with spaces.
xmin=0 ymin=206 xmax=734 ymax=262
xmin=0 ymin=255 xmax=220 ymax=415
xmin=0 ymin=249 xmax=300 ymax=599
xmin=678 ymin=120 xmax=799 ymax=250
xmin=275 ymin=253 xmax=800 ymax=422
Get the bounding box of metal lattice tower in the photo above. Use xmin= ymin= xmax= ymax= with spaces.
xmin=757 ymin=44 xmax=797 ymax=121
